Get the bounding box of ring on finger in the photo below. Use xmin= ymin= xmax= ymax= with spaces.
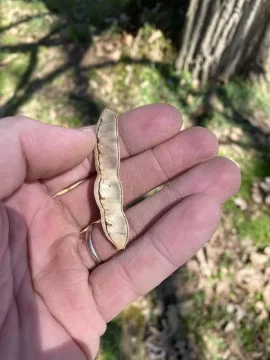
xmin=84 ymin=222 xmax=101 ymax=265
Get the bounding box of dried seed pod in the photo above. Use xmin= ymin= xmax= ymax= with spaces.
xmin=94 ymin=108 xmax=129 ymax=250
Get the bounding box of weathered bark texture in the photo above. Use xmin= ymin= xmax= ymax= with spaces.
xmin=176 ymin=0 xmax=270 ymax=82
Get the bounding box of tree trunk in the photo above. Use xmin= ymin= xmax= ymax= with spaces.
xmin=176 ymin=0 xmax=270 ymax=82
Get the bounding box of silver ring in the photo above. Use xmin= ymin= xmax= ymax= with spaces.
xmin=87 ymin=227 xmax=101 ymax=264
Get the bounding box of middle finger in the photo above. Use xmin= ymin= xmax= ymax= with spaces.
xmin=55 ymin=127 xmax=218 ymax=230
xmin=78 ymin=156 xmax=240 ymax=268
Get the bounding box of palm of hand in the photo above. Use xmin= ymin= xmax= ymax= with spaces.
xmin=0 ymin=105 xmax=240 ymax=360
xmin=2 ymin=180 xmax=97 ymax=359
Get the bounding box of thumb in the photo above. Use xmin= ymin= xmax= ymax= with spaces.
xmin=0 ymin=116 xmax=96 ymax=199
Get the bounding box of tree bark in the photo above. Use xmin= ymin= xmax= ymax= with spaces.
xmin=176 ymin=0 xmax=270 ymax=82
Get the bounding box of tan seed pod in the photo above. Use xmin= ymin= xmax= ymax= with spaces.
xmin=94 ymin=108 xmax=129 ymax=250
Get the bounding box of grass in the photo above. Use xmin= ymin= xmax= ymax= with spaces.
xmin=91 ymin=33 xmax=270 ymax=250
xmin=225 ymin=201 xmax=270 ymax=248
xmin=223 ymin=151 xmax=270 ymax=248
xmin=224 ymin=78 xmax=270 ymax=119
xmin=181 ymin=290 xmax=227 ymax=356
xmin=206 ymin=79 xmax=270 ymax=248
xmin=99 ymin=317 xmax=122 ymax=360
xmin=98 ymin=305 xmax=146 ymax=359
xmin=0 ymin=54 xmax=30 ymax=100
xmin=237 ymin=314 xmax=270 ymax=354
xmin=181 ymin=285 xmax=270 ymax=358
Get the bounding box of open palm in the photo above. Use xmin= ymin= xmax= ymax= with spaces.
xmin=0 ymin=104 xmax=240 ymax=359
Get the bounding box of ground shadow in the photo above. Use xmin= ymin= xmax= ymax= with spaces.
xmin=149 ymin=273 xmax=197 ymax=359
xmin=1 ymin=0 xmax=125 ymax=122
xmin=1 ymin=0 xmax=191 ymax=123
xmin=190 ymin=81 xmax=270 ymax=153
xmin=121 ymin=0 xmax=189 ymax=46
xmin=218 ymin=84 xmax=270 ymax=150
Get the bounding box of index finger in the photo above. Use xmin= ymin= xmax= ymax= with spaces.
xmin=118 ymin=103 xmax=182 ymax=157
xmin=44 ymin=104 xmax=182 ymax=195
xmin=0 ymin=116 xmax=96 ymax=199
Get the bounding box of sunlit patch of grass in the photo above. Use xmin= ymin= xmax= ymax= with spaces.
xmin=225 ymin=200 xmax=270 ymax=248
xmin=0 ymin=0 xmax=47 ymax=24
xmin=0 ymin=54 xmax=30 ymax=100
xmin=240 ymin=153 xmax=270 ymax=199
xmin=224 ymin=77 xmax=270 ymax=119
xmin=222 ymin=150 xmax=270 ymax=248
xmin=15 ymin=0 xmax=47 ymax=12
xmin=237 ymin=307 xmax=270 ymax=355
xmin=87 ymin=23 xmax=204 ymax=117
xmin=238 ymin=327 xmax=257 ymax=353
xmin=8 ymin=56 xmax=31 ymax=79
xmin=204 ymin=332 xmax=227 ymax=360
xmin=19 ymin=90 xmax=77 ymax=125
xmin=137 ymin=65 xmax=181 ymax=107
xmin=181 ymin=286 xmax=270 ymax=358
xmin=181 ymin=290 xmax=227 ymax=355
xmin=94 ymin=57 xmax=204 ymax=121
xmin=24 ymin=15 xmax=55 ymax=35
xmin=122 ymin=304 xmax=146 ymax=329
xmin=224 ymin=79 xmax=254 ymax=116
xmin=3 ymin=15 xmax=54 ymax=40
xmin=0 ymin=68 xmax=14 ymax=98
xmin=1 ymin=33 xmax=19 ymax=46
xmin=202 ymin=109 xmax=233 ymax=130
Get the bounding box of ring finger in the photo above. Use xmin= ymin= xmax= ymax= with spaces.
xmin=78 ymin=156 xmax=240 ymax=268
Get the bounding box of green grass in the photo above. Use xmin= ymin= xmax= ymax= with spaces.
xmin=138 ymin=65 xmax=181 ymax=107
xmin=26 ymin=16 xmax=55 ymax=34
xmin=224 ymin=78 xmax=270 ymax=119
xmin=206 ymin=334 xmax=227 ymax=360
xmin=237 ymin=311 xmax=270 ymax=354
xmin=0 ymin=69 xmax=13 ymax=97
xmin=225 ymin=201 xmax=270 ymax=248
xmin=223 ymin=151 xmax=270 ymax=248
xmin=99 ymin=305 xmax=146 ymax=359
xmin=0 ymin=54 xmax=31 ymax=97
xmin=181 ymin=290 xmax=227 ymax=355
xmin=241 ymin=154 xmax=270 ymax=199
xmin=99 ymin=317 xmax=122 ymax=360
xmin=94 ymin=58 xmax=202 ymax=120
xmin=182 ymin=286 xmax=270 ymax=358
xmin=17 ymin=0 xmax=47 ymax=11
xmin=211 ymin=79 xmax=270 ymax=248
xmin=0 ymin=0 xmax=45 ymax=11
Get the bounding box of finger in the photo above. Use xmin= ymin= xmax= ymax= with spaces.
xmin=89 ymin=194 xmax=221 ymax=322
xmin=43 ymin=104 xmax=182 ymax=195
xmin=33 ymin=233 xmax=106 ymax=358
xmin=55 ymin=126 xmax=218 ymax=229
xmin=0 ymin=116 xmax=96 ymax=199
xmin=77 ymin=157 xmax=240 ymax=268
xmin=126 ymin=157 xmax=239 ymax=238
xmin=0 ymin=202 xmax=9 ymax=267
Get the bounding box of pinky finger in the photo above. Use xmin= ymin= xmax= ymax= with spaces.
xmin=89 ymin=193 xmax=221 ymax=322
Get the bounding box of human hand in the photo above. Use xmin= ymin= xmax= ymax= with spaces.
xmin=0 ymin=104 xmax=240 ymax=359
